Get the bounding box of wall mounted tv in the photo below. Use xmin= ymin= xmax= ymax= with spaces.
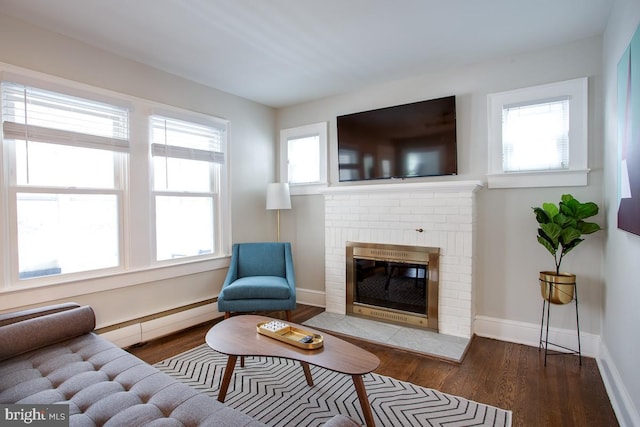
xmin=337 ymin=96 xmax=457 ymax=182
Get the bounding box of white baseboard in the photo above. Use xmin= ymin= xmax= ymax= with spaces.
xmin=296 ymin=293 xmax=601 ymax=356
xmin=296 ymin=288 xmax=326 ymax=308
xmin=597 ymin=341 xmax=640 ymax=427
xmin=99 ymin=292 xmax=327 ymax=349
xmin=98 ymin=301 xmax=221 ymax=348
xmin=141 ymin=304 xmax=219 ymax=343
xmin=100 ymin=324 xmax=141 ymax=348
xmin=474 ymin=315 xmax=599 ymax=357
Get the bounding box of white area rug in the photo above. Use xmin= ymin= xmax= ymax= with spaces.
xmin=155 ymin=344 xmax=512 ymax=427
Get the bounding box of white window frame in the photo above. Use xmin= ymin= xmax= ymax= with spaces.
xmin=279 ymin=122 xmax=327 ymax=195
xmin=1 ymin=79 xmax=130 ymax=285
xmin=149 ymin=110 xmax=229 ymax=263
xmin=487 ymin=77 xmax=589 ymax=189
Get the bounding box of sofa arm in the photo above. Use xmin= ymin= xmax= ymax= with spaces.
xmin=0 ymin=302 xmax=81 ymax=327
xmin=0 ymin=303 xmax=96 ymax=361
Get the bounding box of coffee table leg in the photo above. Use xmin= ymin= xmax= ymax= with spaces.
xmin=218 ymin=355 xmax=237 ymax=402
xmin=300 ymin=362 xmax=314 ymax=386
xmin=352 ymin=374 xmax=375 ymax=427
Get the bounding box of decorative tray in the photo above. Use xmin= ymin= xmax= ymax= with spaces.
xmin=257 ymin=320 xmax=324 ymax=350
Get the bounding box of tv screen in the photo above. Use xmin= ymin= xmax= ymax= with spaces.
xmin=337 ymin=96 xmax=457 ymax=182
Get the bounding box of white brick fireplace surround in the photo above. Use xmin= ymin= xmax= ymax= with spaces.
xmin=322 ymin=180 xmax=483 ymax=338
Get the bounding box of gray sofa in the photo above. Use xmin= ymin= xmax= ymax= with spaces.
xmin=0 ymin=303 xmax=359 ymax=426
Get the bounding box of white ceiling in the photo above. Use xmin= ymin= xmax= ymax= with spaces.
xmin=0 ymin=0 xmax=614 ymax=108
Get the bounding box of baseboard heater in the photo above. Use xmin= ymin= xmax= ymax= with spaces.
xmin=95 ymin=298 xmax=219 ymax=348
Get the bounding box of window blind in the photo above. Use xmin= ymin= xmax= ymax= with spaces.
xmin=501 ymin=97 xmax=569 ymax=172
xmin=150 ymin=115 xmax=225 ymax=164
xmin=1 ymin=82 xmax=129 ymax=152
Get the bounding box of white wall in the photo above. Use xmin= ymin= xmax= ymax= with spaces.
xmin=277 ymin=36 xmax=605 ymax=340
xmin=0 ymin=14 xmax=277 ymax=332
xmin=601 ymin=0 xmax=640 ymax=425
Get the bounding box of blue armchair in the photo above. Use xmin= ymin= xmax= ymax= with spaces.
xmin=217 ymin=242 xmax=296 ymax=321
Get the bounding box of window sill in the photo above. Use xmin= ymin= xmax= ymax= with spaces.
xmin=487 ymin=169 xmax=590 ymax=189
xmin=0 ymin=256 xmax=230 ymax=310
xmin=290 ymin=183 xmax=328 ymax=196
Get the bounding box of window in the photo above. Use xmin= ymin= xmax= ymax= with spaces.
xmin=0 ymin=69 xmax=232 ymax=291
xmin=502 ymin=98 xmax=569 ymax=172
xmin=487 ymin=77 xmax=588 ymax=188
xmin=280 ymin=122 xmax=327 ymax=194
xmin=150 ymin=114 xmax=227 ymax=261
xmin=2 ymin=82 xmax=128 ymax=280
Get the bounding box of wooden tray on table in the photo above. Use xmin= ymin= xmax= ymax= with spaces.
xmin=257 ymin=320 xmax=324 ymax=350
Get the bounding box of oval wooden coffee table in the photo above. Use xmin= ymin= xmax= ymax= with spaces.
xmin=206 ymin=314 xmax=380 ymax=427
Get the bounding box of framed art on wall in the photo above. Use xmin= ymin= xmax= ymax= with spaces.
xmin=618 ymin=23 xmax=640 ymax=236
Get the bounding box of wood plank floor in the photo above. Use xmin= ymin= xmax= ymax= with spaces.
xmin=127 ymin=305 xmax=618 ymax=426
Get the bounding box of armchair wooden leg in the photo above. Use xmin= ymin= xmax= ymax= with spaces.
xmin=224 ymin=312 xmax=230 ymax=319
xmin=285 ymin=310 xmax=292 ymax=322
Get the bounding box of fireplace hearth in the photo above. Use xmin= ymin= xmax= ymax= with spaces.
xmin=346 ymin=242 xmax=439 ymax=331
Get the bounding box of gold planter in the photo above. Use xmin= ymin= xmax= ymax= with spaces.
xmin=539 ymin=271 xmax=576 ymax=305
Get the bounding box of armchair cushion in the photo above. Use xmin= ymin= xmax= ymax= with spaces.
xmin=236 ymin=243 xmax=287 ymax=277
xmin=221 ymin=276 xmax=291 ymax=300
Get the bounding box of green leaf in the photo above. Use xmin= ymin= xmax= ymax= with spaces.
xmin=562 ymin=238 xmax=584 ymax=256
xmin=553 ymin=213 xmax=575 ymax=228
xmin=575 ymin=202 xmax=599 ymax=220
xmin=560 ymin=196 xmax=578 ymax=217
xmin=560 ymin=227 xmax=582 ymax=246
xmin=537 ymin=235 xmax=557 ymax=256
xmin=532 ymin=207 xmax=550 ymax=224
xmin=538 ymin=228 xmax=556 ymax=245
xmin=577 ymin=221 xmax=602 ymax=234
xmin=542 ymin=202 xmax=559 ymax=219
xmin=540 ymin=223 xmax=562 ymax=243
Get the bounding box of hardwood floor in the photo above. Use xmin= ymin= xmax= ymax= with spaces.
xmin=127 ymin=305 xmax=618 ymax=426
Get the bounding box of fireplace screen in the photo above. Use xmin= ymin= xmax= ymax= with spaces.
xmin=346 ymin=242 xmax=439 ymax=331
xmin=355 ymin=260 xmax=427 ymax=314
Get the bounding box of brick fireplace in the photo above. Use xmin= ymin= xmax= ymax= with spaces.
xmin=322 ymin=180 xmax=482 ymax=338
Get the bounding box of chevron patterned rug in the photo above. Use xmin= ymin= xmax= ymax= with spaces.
xmin=155 ymin=344 xmax=512 ymax=427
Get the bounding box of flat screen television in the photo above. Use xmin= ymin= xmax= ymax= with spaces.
xmin=337 ymin=96 xmax=457 ymax=182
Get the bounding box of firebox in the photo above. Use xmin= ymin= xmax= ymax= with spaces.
xmin=346 ymin=242 xmax=439 ymax=331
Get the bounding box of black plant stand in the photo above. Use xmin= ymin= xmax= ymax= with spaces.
xmin=539 ymin=279 xmax=582 ymax=366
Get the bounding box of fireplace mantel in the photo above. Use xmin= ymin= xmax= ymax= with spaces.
xmin=322 ymin=180 xmax=484 ymax=195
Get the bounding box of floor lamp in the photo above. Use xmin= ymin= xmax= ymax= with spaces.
xmin=266 ymin=183 xmax=291 ymax=242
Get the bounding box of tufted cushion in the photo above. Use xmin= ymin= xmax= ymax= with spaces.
xmin=323 ymin=414 xmax=362 ymax=427
xmin=0 ymin=332 xmax=265 ymax=426
xmin=221 ymin=276 xmax=291 ymax=300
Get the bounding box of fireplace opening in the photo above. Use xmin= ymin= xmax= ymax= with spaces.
xmin=355 ymin=260 xmax=427 ymax=314
xmin=346 ymin=242 xmax=439 ymax=331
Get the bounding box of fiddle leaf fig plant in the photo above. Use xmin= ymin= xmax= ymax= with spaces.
xmin=532 ymin=194 xmax=602 ymax=275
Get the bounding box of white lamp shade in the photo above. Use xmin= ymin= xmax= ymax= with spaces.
xmin=266 ymin=183 xmax=291 ymax=210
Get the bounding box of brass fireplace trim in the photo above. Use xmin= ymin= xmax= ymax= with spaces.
xmin=346 ymin=241 xmax=439 ymax=332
